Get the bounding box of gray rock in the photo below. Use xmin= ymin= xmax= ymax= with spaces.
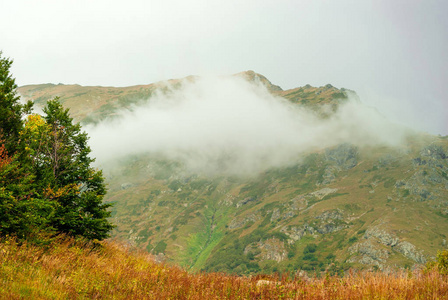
xmin=320 ymin=166 xmax=338 ymax=185
xmin=421 ymin=144 xmax=447 ymax=160
xmin=270 ymin=208 xmax=281 ymax=222
xmin=316 ymin=223 xmax=346 ymax=234
xmin=244 ymin=238 xmax=287 ymax=262
xmin=315 ymin=209 xmax=343 ymax=221
xmin=310 ymin=188 xmax=339 ymax=200
xmin=349 ymin=240 xmax=389 ymax=263
xmin=281 ymin=224 xmax=315 ymax=241
xmin=228 ymin=213 xmax=260 ymax=229
xmin=395 ymin=241 xmax=426 ymax=264
xmin=364 ymin=227 xmax=399 ymax=246
xmin=325 ymin=144 xmax=359 ymax=170
xmin=237 ymin=196 xmax=257 ymax=208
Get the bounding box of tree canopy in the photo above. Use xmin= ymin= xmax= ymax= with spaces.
xmin=0 ymin=52 xmax=114 ymax=241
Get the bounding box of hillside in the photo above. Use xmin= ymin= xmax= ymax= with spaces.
xmin=17 ymin=72 xmax=448 ymax=276
xmin=2 ymin=236 xmax=448 ymax=299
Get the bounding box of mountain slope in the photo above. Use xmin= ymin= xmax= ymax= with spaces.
xmin=17 ymin=72 xmax=448 ymax=275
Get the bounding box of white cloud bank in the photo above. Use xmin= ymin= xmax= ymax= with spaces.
xmin=87 ymin=76 xmax=411 ymax=176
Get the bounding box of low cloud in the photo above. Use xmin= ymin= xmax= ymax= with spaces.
xmin=87 ymin=76 xmax=411 ymax=176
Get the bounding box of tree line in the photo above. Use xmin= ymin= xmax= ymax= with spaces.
xmin=0 ymin=51 xmax=114 ymax=241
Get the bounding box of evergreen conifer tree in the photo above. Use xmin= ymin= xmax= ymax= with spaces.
xmin=0 ymin=51 xmax=113 ymax=241
xmin=0 ymin=143 xmax=55 ymax=239
xmin=0 ymin=52 xmax=32 ymax=153
xmin=22 ymin=99 xmax=114 ymax=240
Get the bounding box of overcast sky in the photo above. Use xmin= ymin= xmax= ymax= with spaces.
xmin=1 ymin=0 xmax=447 ymax=135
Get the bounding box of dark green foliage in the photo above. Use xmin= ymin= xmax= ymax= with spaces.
xmin=348 ymin=236 xmax=358 ymax=243
xmin=326 ymin=253 xmax=336 ymax=260
xmin=303 ymin=243 xmax=317 ymax=254
xmin=0 ymin=53 xmax=114 ymax=241
xmin=0 ymin=145 xmax=55 ymax=239
xmin=331 ymin=92 xmax=347 ymax=99
xmin=27 ymin=99 xmax=114 ymax=240
xmin=0 ymin=52 xmax=32 ymax=153
xmin=303 ymin=253 xmax=317 ymax=261
xmin=168 ymin=180 xmax=182 ymax=191
xmin=357 ymin=229 xmax=366 ymax=235
xmin=153 ymin=240 xmax=167 ymax=254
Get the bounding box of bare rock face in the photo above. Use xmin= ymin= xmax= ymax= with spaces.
xmin=315 ymin=209 xmax=347 ymax=234
xmin=349 ymin=226 xmax=427 ymax=267
xmin=396 ymin=143 xmax=448 ymax=202
xmin=237 ymin=197 xmax=257 ymax=208
xmin=310 ymin=188 xmax=339 ymax=200
xmin=396 ymin=241 xmax=426 ymax=264
xmin=281 ymin=225 xmax=315 ymax=241
xmin=316 ymin=208 xmax=344 ymax=221
xmin=244 ymin=238 xmax=288 ymax=263
xmin=280 ymin=209 xmax=347 ymax=241
xmin=317 ymin=144 xmax=359 ymax=185
xmin=348 ymin=241 xmax=390 ymax=269
xmin=228 ymin=213 xmax=260 ymax=229
xmin=270 ymin=208 xmax=281 ymax=222
xmin=325 ymin=144 xmax=359 ymax=170
xmin=364 ymin=227 xmax=399 ymax=247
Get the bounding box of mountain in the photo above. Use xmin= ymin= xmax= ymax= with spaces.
xmin=17 ymin=72 xmax=448 ymax=275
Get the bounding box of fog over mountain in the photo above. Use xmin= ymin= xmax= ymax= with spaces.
xmin=87 ymin=76 xmax=411 ymax=176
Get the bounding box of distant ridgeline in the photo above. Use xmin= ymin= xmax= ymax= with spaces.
xmin=18 ymin=71 xmax=448 ymax=276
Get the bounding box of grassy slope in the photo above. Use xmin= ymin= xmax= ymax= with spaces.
xmin=16 ymin=72 xmax=448 ymax=276
xmin=1 ymin=237 xmax=448 ymax=299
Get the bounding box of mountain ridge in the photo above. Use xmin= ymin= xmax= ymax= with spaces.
xmin=18 ymin=71 xmax=353 ymax=124
xmin=16 ymin=72 xmax=448 ymax=276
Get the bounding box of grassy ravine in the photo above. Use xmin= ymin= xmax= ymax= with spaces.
xmin=1 ymin=237 xmax=447 ymax=299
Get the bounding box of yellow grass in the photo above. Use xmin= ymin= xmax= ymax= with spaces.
xmin=1 ymin=236 xmax=447 ymax=299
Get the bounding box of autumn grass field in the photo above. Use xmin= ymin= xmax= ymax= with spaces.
xmin=1 ymin=237 xmax=447 ymax=299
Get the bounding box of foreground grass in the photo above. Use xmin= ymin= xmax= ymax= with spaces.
xmin=1 ymin=237 xmax=447 ymax=299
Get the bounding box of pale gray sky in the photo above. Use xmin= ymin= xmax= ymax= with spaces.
xmin=1 ymin=0 xmax=447 ymax=135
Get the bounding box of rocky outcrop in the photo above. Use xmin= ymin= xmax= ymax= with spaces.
xmin=310 ymin=188 xmax=339 ymax=200
xmin=364 ymin=227 xmax=399 ymax=247
xmin=237 ymin=197 xmax=257 ymax=208
xmin=325 ymin=144 xmax=358 ymax=170
xmin=315 ymin=208 xmax=344 ymax=221
xmin=421 ymin=144 xmax=447 ymax=161
xmin=244 ymin=238 xmax=287 ymax=262
xmin=228 ymin=213 xmax=260 ymax=229
xmin=281 ymin=224 xmax=315 ymax=241
xmin=314 ymin=209 xmax=347 ymax=234
xmin=280 ymin=209 xmax=347 ymax=241
xmin=348 ymin=241 xmax=390 ymax=269
xmin=289 ymin=196 xmax=308 ymax=211
xmin=317 ymin=144 xmax=358 ymax=185
xmin=349 ymin=226 xmax=427 ymax=266
xmin=395 ymin=241 xmax=426 ymax=264
xmin=270 ymin=208 xmax=281 ymax=222
xmin=395 ymin=143 xmax=448 ymax=202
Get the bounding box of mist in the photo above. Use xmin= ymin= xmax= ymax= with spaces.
xmin=87 ymin=76 xmax=411 ymax=176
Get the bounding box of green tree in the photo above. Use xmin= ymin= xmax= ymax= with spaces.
xmin=22 ymin=99 xmax=114 ymax=240
xmin=0 ymin=51 xmax=31 ymax=153
xmin=0 ymin=52 xmax=113 ymax=241
xmin=0 ymin=143 xmax=55 ymax=239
